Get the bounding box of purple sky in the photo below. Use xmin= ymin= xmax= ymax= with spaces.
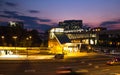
xmin=0 ymin=0 xmax=120 ymax=32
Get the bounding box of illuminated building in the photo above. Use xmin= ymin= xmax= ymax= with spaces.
xmin=49 ymin=20 xmax=120 ymax=53
xmin=91 ymin=27 xmax=107 ymax=32
xmin=98 ymin=29 xmax=120 ymax=48
xmin=48 ymin=28 xmax=81 ymax=54
xmin=59 ymin=20 xmax=84 ymax=33
xmin=49 ymin=27 xmax=120 ymax=53
xmin=49 ymin=20 xmax=97 ymax=54
xmin=8 ymin=21 xmax=24 ymax=29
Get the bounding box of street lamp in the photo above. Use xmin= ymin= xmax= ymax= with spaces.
xmin=26 ymin=36 xmax=32 ymax=47
xmin=1 ymin=36 xmax=6 ymax=55
xmin=12 ymin=36 xmax=17 ymax=55
xmin=26 ymin=37 xmax=29 ymax=57
xmin=29 ymin=36 xmax=32 ymax=47
xmin=1 ymin=36 xmax=5 ymax=46
xmin=26 ymin=36 xmax=32 ymax=58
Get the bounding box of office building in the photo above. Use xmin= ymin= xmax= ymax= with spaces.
xmin=8 ymin=21 xmax=24 ymax=29
xmin=59 ymin=20 xmax=83 ymax=32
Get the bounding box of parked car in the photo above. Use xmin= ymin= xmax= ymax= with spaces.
xmin=54 ymin=54 xmax=64 ymax=59
xmin=107 ymin=57 xmax=120 ymax=65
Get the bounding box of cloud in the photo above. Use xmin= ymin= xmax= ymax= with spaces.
xmin=0 ymin=1 xmax=18 ymax=9
xmin=2 ymin=11 xmax=51 ymax=22
xmin=0 ymin=22 xmax=8 ymax=26
xmin=0 ymin=15 xmax=12 ymax=18
xmin=29 ymin=10 xmax=40 ymax=13
xmin=0 ymin=10 xmax=53 ymax=32
xmin=3 ymin=11 xmax=18 ymax=16
xmin=0 ymin=1 xmax=4 ymax=8
xmin=5 ymin=2 xmax=17 ymax=7
xmin=100 ymin=20 xmax=120 ymax=26
xmin=39 ymin=19 xmax=51 ymax=22
xmin=100 ymin=19 xmax=120 ymax=29
xmin=51 ymin=22 xmax=58 ymax=27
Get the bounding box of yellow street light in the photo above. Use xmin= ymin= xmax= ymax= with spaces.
xmin=26 ymin=36 xmax=32 ymax=58
xmin=12 ymin=36 xmax=17 ymax=55
xmin=1 ymin=36 xmax=5 ymax=39
xmin=1 ymin=36 xmax=5 ymax=46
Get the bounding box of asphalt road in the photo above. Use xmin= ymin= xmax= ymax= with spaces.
xmin=0 ymin=54 xmax=120 ymax=75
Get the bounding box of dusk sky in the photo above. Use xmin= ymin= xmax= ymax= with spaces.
xmin=0 ymin=0 xmax=120 ymax=32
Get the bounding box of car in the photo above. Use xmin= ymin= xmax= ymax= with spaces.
xmin=107 ymin=57 xmax=120 ymax=65
xmin=54 ymin=54 xmax=64 ymax=59
xmin=56 ymin=66 xmax=77 ymax=75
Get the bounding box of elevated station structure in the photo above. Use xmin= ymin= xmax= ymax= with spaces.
xmin=49 ymin=20 xmax=120 ymax=54
xmin=48 ymin=28 xmax=81 ymax=54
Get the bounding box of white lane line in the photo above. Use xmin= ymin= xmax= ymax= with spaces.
xmin=101 ymin=69 xmax=110 ymax=71
xmin=76 ymin=69 xmax=89 ymax=73
xmin=88 ymin=63 xmax=92 ymax=66
xmin=24 ymin=69 xmax=36 ymax=72
xmin=94 ymin=65 xmax=99 ymax=69
xmin=81 ymin=61 xmax=85 ymax=63
xmin=110 ymin=73 xmax=120 ymax=75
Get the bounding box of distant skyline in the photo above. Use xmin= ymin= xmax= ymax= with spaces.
xmin=0 ymin=0 xmax=120 ymax=32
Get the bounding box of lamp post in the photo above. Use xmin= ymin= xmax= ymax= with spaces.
xmin=13 ymin=36 xmax=17 ymax=55
xmin=26 ymin=37 xmax=29 ymax=57
xmin=26 ymin=36 xmax=32 ymax=58
xmin=29 ymin=36 xmax=32 ymax=47
xmin=1 ymin=36 xmax=6 ymax=55
xmin=1 ymin=36 xmax=5 ymax=46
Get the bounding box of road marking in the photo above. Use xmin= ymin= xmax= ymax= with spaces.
xmin=101 ymin=69 xmax=110 ymax=71
xmin=24 ymin=69 xmax=36 ymax=72
xmin=110 ymin=73 xmax=120 ymax=75
xmin=88 ymin=63 xmax=92 ymax=66
xmin=81 ymin=61 xmax=85 ymax=63
xmin=76 ymin=69 xmax=89 ymax=73
xmin=94 ymin=65 xmax=99 ymax=69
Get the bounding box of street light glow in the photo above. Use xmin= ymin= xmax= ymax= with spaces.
xmin=12 ymin=36 xmax=17 ymax=39
xmin=1 ymin=36 xmax=5 ymax=39
xmin=0 ymin=55 xmax=19 ymax=58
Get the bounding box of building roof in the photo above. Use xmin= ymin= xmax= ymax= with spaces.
xmin=54 ymin=32 xmax=71 ymax=44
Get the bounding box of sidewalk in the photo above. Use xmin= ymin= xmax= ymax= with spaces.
xmin=0 ymin=55 xmax=55 ymax=60
xmin=65 ymin=52 xmax=98 ymax=57
xmin=0 ymin=52 xmax=99 ymax=60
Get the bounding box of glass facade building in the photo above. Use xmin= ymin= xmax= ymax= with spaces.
xmin=59 ymin=20 xmax=83 ymax=32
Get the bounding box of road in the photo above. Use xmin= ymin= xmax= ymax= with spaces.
xmin=0 ymin=54 xmax=120 ymax=75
